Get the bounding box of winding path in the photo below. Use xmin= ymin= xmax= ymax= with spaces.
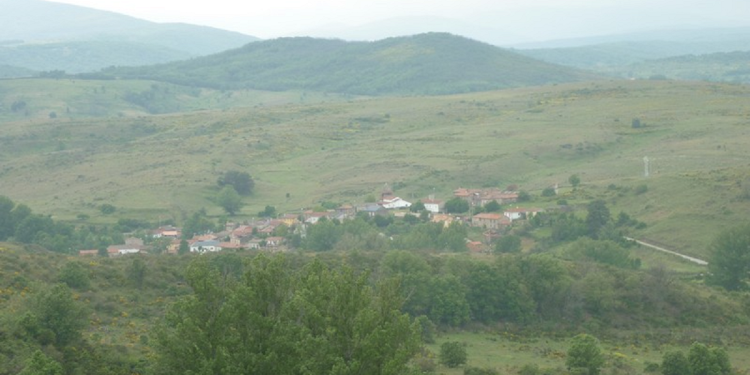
xmin=624 ymin=237 xmax=708 ymax=266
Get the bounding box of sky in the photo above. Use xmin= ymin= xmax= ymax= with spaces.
xmin=47 ymin=0 xmax=750 ymax=43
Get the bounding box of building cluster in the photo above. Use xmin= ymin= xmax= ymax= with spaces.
xmin=78 ymin=185 xmax=543 ymax=256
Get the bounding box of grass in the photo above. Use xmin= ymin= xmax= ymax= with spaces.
xmin=1 ymin=79 xmax=750 ymax=258
xmin=429 ymin=330 xmax=750 ymax=374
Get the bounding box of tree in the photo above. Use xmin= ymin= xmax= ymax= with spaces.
xmin=182 ymin=211 xmax=215 ymax=239
xmin=569 ymin=174 xmax=581 ymax=190
xmin=128 ymin=258 xmax=147 ymax=289
xmin=154 ymin=255 xmax=420 ymax=374
xmin=178 ymin=240 xmax=190 ymax=255
xmin=99 ymin=204 xmax=116 ymax=214
xmin=217 ymin=186 xmax=242 ymax=215
xmin=688 ymin=342 xmax=731 ymax=375
xmin=517 ymin=191 xmax=531 ymax=202
xmin=585 ymin=200 xmax=610 ymax=239
xmin=484 ymin=200 xmax=501 ymax=212
xmin=58 ymin=262 xmax=90 ymax=289
xmin=439 ymin=341 xmax=467 ymax=368
xmin=707 ymin=223 xmax=750 ymax=291
xmin=19 ymin=350 xmax=63 ymax=375
xmin=258 ymin=205 xmax=276 ymax=218
xmin=29 ymin=284 xmax=87 ymax=347
xmin=438 ymin=221 xmax=467 ymax=252
xmin=444 ymin=198 xmax=469 ymax=214
xmin=0 ymin=195 xmax=17 ymax=240
xmin=566 ymin=334 xmax=604 ymax=375
xmin=217 ymin=170 xmax=254 ymax=195
xmin=410 ymin=200 xmax=426 ymax=213
xmin=661 ymin=350 xmax=690 ymax=375
xmin=541 ymin=187 xmax=556 ymax=197
xmin=495 ymin=234 xmax=522 ymax=253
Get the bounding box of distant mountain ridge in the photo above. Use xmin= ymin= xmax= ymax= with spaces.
xmin=515 ymin=27 xmax=750 ymax=69
xmin=103 ymin=33 xmax=598 ymax=95
xmin=0 ymin=0 xmax=259 ymax=74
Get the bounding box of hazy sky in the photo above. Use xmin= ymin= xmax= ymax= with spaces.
xmin=48 ymin=0 xmax=750 ymax=42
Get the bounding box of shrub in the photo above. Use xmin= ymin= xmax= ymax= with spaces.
xmin=439 ymin=341 xmax=467 ymax=368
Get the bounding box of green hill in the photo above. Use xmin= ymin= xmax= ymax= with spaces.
xmin=0 ymin=41 xmax=190 ymax=74
xmin=103 ymin=33 xmax=598 ymax=95
xmin=613 ymin=51 xmax=750 ymax=83
xmin=516 ymin=27 xmax=750 ymax=69
xmin=1 ymin=78 xmax=749 ymax=258
xmin=0 ymin=0 xmax=258 ymax=72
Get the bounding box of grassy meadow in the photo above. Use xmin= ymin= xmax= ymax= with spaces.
xmin=1 ymin=78 xmax=750 ymax=258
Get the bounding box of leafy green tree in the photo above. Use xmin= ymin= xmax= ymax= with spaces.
xmin=585 ymin=200 xmax=610 ymax=239
xmin=439 ymin=341 xmax=467 ymax=368
xmin=128 ymin=258 xmax=147 ymax=289
xmin=429 ymin=275 xmax=470 ymax=326
xmin=410 ymin=200 xmax=426 ymax=213
xmin=19 ymin=350 xmax=63 ymax=375
xmin=569 ymin=174 xmax=581 ymax=190
xmin=567 ymin=238 xmax=639 ymax=269
xmin=438 ymin=221 xmax=467 ymax=252
xmin=661 ymin=350 xmax=690 ymax=375
xmin=257 ymin=205 xmax=276 ymax=218
xmin=483 ymin=200 xmax=501 ymax=212
xmin=14 ymin=215 xmax=54 ymax=243
xmin=445 ymin=197 xmax=470 ymax=214
xmin=155 ymin=255 xmax=420 ymax=374
xmin=541 ymin=187 xmax=556 ymax=197
xmin=517 ymin=191 xmax=531 ymax=202
xmin=217 ymin=185 xmax=242 ymax=215
xmin=566 ymin=334 xmax=605 ymax=375
xmin=380 ymin=251 xmax=433 ymax=316
xmin=58 ymin=262 xmax=90 ymax=289
xmin=707 ymin=223 xmax=750 ymax=291
xmin=29 ymin=284 xmax=87 ymax=347
xmin=217 ymin=170 xmax=254 ymax=195
xmin=99 ymin=204 xmax=116 ymax=214
xmin=182 ymin=211 xmax=214 ymax=239
xmin=688 ymin=342 xmax=731 ymax=375
xmin=0 ymin=195 xmax=17 ymax=240
xmin=305 ymin=219 xmax=341 ymax=251
xmin=177 ymin=239 xmax=189 ymax=254
xmin=495 ymin=234 xmax=521 ymax=253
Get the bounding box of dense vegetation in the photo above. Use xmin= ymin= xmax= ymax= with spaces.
xmin=0 ymin=41 xmax=190 ymax=74
xmin=99 ymin=33 xmax=597 ymax=95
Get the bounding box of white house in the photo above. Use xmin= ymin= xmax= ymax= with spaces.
xmin=190 ymin=240 xmax=222 ymax=253
xmin=422 ymin=198 xmax=443 ymax=214
xmin=380 ymin=197 xmax=412 ymax=209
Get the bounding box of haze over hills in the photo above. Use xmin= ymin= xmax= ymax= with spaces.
xmin=514 ymin=27 xmax=750 ymax=70
xmin=102 ymin=33 xmax=598 ymax=96
xmin=0 ymin=0 xmax=259 ymax=74
xmin=297 ymin=16 xmax=526 ymax=46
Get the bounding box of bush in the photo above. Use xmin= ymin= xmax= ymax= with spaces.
xmin=439 ymin=341 xmax=467 ymax=368
xmin=634 ymin=184 xmax=648 ymax=195
xmin=464 ymin=366 xmax=499 ymax=375
xmin=58 ymin=262 xmax=90 ymax=289
xmin=541 ymin=187 xmax=556 ymax=197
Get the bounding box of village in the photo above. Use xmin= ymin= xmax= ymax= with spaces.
xmin=78 ymin=186 xmax=545 ymax=257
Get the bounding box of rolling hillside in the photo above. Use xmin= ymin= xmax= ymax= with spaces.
xmin=516 ymin=27 xmax=750 ymax=77
xmin=102 ymin=33 xmax=598 ymax=95
xmin=612 ymin=51 xmax=750 ymax=83
xmin=0 ymin=0 xmax=258 ymax=72
xmin=1 ymin=78 xmax=749 ymax=258
xmin=0 ymin=41 xmax=190 ymax=74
